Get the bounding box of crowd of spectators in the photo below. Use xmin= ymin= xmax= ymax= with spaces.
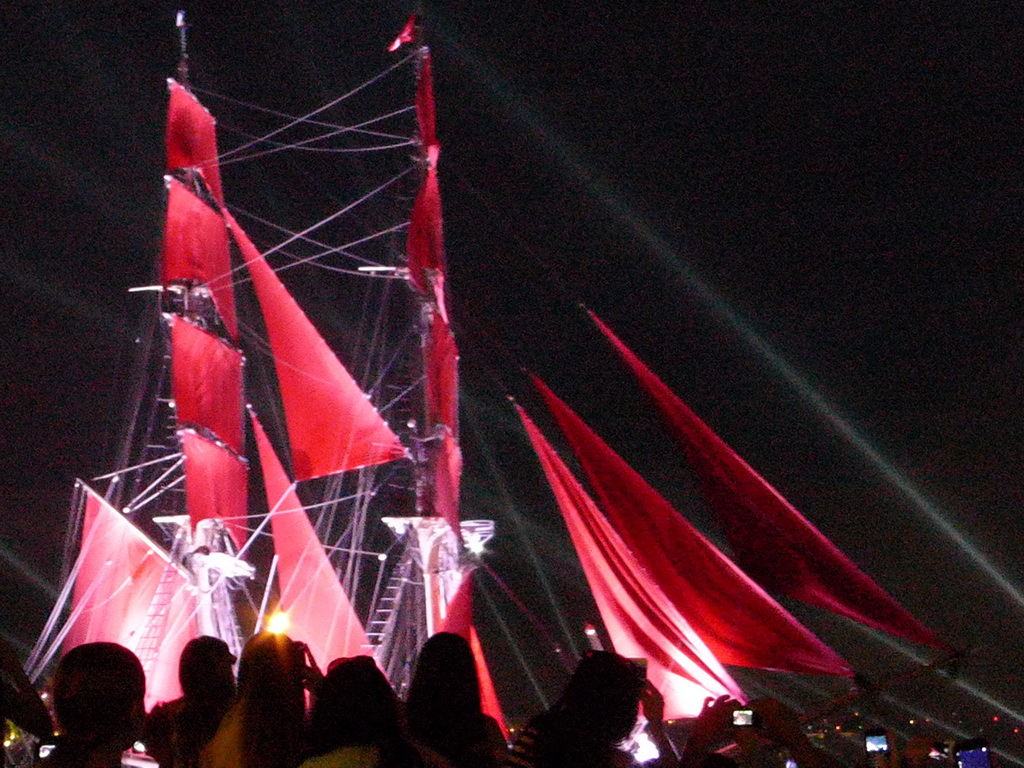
xmin=0 ymin=634 xmax=986 ymax=768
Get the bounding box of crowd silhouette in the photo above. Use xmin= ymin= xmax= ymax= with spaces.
xmin=0 ymin=633 xmax=992 ymax=768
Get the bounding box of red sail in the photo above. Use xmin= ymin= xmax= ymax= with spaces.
xmin=437 ymin=575 xmax=509 ymax=739
xmin=469 ymin=627 xmax=507 ymax=740
xmin=181 ymin=430 xmax=248 ymax=548
xmin=64 ymin=485 xmax=197 ymax=710
xmin=407 ymin=50 xmax=447 ymax=319
xmin=428 ymin=430 xmax=462 ymax=533
xmin=161 ymin=177 xmax=238 ymax=340
xmin=534 ymin=378 xmax=853 ymax=677
xmin=591 ymin=313 xmax=944 ymax=648
xmin=517 ymin=406 xmax=744 ymax=718
xmin=227 ymin=213 xmax=406 ymax=480
xmin=166 ymin=79 xmax=224 ymax=207
xmin=170 ymin=316 xmax=244 ymax=454
xmin=408 ymin=165 xmax=445 ymax=315
xmin=416 ymin=50 xmax=438 ymax=151
xmin=425 ymin=314 xmax=458 ymax=431
xmin=251 ymin=412 xmax=370 ymax=671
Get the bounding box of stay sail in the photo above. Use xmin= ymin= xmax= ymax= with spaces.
xmin=587 ymin=310 xmax=943 ymax=649
xmin=509 ymin=315 xmax=943 ymax=714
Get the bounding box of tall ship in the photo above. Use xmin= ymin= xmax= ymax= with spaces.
xmin=25 ymin=11 xmax=948 ymax=747
xmin=28 ymin=13 xmax=498 ymax=716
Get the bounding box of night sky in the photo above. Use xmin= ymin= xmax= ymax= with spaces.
xmin=2 ymin=1 xmax=1022 ymax=763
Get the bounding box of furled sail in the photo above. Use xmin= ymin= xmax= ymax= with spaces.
xmin=516 ymin=405 xmax=745 ymax=718
xmin=406 ymin=49 xmax=447 ymax=321
xmin=228 ymin=212 xmax=406 ymax=481
xmin=424 ymin=315 xmax=460 ymax=531
xmin=402 ymin=37 xmax=465 ymax=591
xmin=63 ymin=484 xmax=197 ymax=710
xmin=425 ymin=314 xmax=458 ymax=431
xmin=251 ymin=412 xmax=371 ymax=671
xmin=533 ymin=377 xmax=853 ymax=676
xmin=590 ymin=312 xmax=943 ymax=648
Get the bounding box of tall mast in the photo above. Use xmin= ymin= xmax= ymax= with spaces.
xmin=176 ymin=11 xmax=189 ymax=87
xmin=375 ymin=21 xmax=493 ymax=689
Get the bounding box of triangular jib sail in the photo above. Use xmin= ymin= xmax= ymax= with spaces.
xmin=588 ymin=311 xmax=943 ymax=649
xmin=516 ymin=404 xmax=744 ymax=719
xmin=529 ymin=376 xmax=852 ymax=678
xmin=60 ymin=484 xmax=197 ymax=711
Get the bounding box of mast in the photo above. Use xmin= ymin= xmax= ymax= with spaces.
xmin=161 ymin=74 xmax=252 ymax=659
xmin=373 ymin=21 xmax=494 ymax=691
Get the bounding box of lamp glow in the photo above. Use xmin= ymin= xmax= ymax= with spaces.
xmin=267 ymin=610 xmax=290 ymax=634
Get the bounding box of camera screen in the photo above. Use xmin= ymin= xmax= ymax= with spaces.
xmin=866 ymin=735 xmax=890 ymax=753
xmin=957 ymin=747 xmax=991 ymax=768
xmin=733 ymin=710 xmax=755 ymax=727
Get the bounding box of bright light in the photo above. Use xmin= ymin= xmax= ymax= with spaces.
xmin=632 ymin=731 xmax=659 ymax=763
xmin=466 ymin=537 xmax=486 ymax=556
xmin=267 ymin=611 xmax=290 ymax=634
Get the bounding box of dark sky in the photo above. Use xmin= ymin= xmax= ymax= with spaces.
xmin=2 ymin=0 xmax=1023 ymax=762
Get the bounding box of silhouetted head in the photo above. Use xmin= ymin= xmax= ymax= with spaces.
xmin=557 ymin=651 xmax=646 ymax=744
xmin=407 ymin=632 xmax=481 ymax=717
xmin=310 ymin=656 xmax=402 ymax=755
xmin=53 ymin=642 xmax=145 ymax=748
xmin=179 ymin=635 xmax=236 ymax=701
xmin=234 ymin=633 xmax=307 ymax=768
xmin=405 ymin=632 xmax=486 ymax=759
xmin=237 ymin=632 xmax=303 ymax=699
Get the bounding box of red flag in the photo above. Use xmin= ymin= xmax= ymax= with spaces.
xmin=389 ymin=14 xmax=417 ymax=52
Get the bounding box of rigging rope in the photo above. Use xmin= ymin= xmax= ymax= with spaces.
xmin=215 ymin=107 xmax=417 ymax=165
xmin=213 ymin=165 xmax=415 ymax=289
xmin=227 ymin=205 xmax=408 ymax=275
xmin=209 ymin=50 xmax=418 ymax=164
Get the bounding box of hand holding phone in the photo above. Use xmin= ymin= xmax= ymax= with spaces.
xmin=732 ymin=709 xmax=760 ymax=728
xmin=955 ymin=739 xmax=992 ymax=768
xmin=866 ymin=729 xmax=890 ymax=754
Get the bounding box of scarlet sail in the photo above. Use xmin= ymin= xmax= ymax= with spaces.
xmin=425 ymin=314 xmax=458 ymax=431
xmin=228 ymin=212 xmax=406 ymax=480
xmin=517 ymin=405 xmax=744 ymax=718
xmin=437 ymin=575 xmax=508 ymax=737
xmin=64 ymin=485 xmax=197 ymax=710
xmin=430 ymin=430 xmax=463 ymax=532
xmin=161 ymin=177 xmax=238 ymax=340
xmin=166 ymin=79 xmax=224 ymax=206
xmin=406 ymin=49 xmax=447 ymax=320
xmin=590 ymin=312 xmax=943 ymax=648
xmin=170 ymin=316 xmax=244 ymax=454
xmin=180 ymin=430 xmax=249 ymax=548
xmin=533 ymin=377 xmax=852 ymax=676
xmin=251 ymin=412 xmax=371 ymax=670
